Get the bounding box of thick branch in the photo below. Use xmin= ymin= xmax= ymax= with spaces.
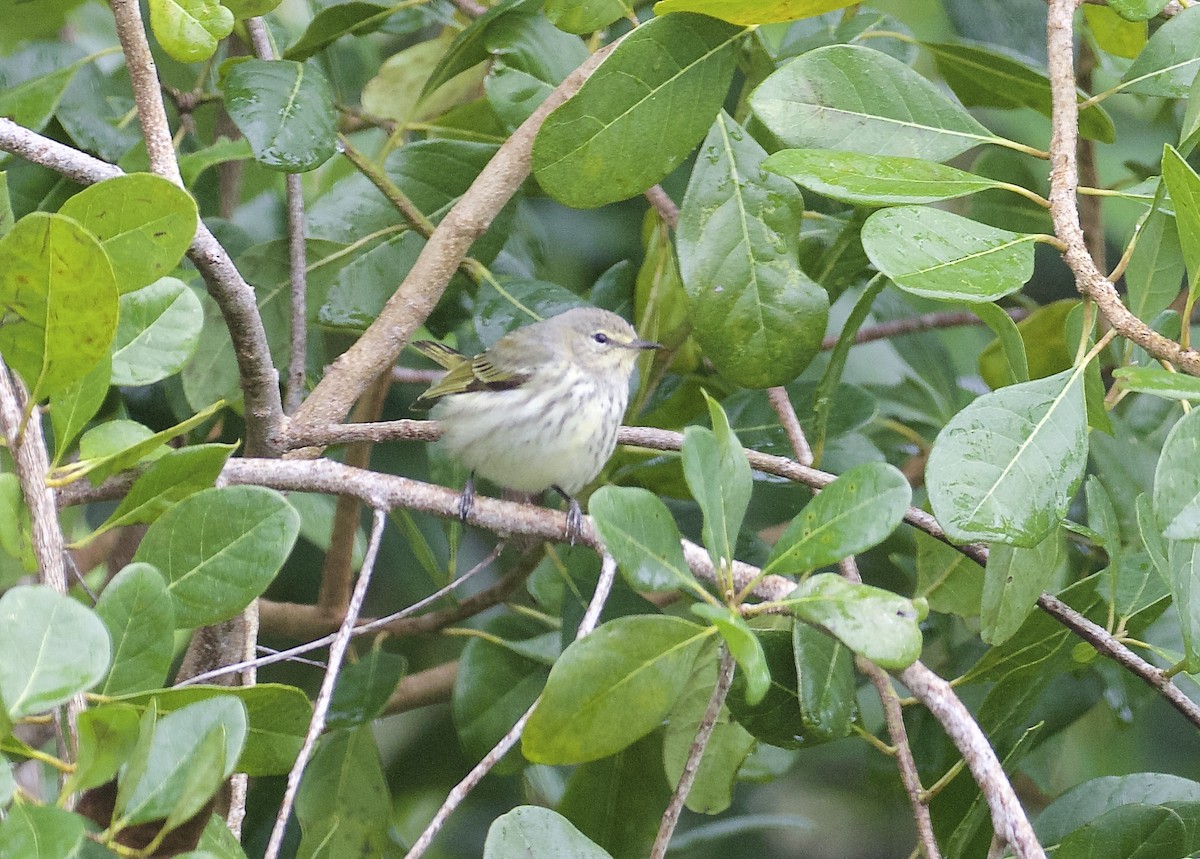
xmin=1045 ymin=0 xmax=1200 ymax=374
xmin=899 ymin=663 xmax=1045 ymax=859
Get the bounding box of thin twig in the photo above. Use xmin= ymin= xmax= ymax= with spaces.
xmin=264 ymin=508 xmax=388 ymax=859
xmin=767 ymin=386 xmax=813 ymax=465
xmin=645 ymin=184 xmax=680 ymax=229
xmin=405 ymin=554 xmax=620 ymax=857
xmin=841 ymin=559 xmax=939 ymax=859
xmin=899 ymin=663 xmax=1045 ymax=859
xmin=180 ymin=544 xmax=506 ymax=686
xmin=1045 ymin=0 xmax=1200 ymax=375
xmin=652 ymin=646 xmax=736 ymax=858
xmin=821 ymin=309 xmax=1031 ymax=351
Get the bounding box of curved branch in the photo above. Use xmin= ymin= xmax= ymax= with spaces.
xmin=1045 ymin=0 xmax=1200 ymax=375
xmin=899 ymin=663 xmax=1045 ymax=859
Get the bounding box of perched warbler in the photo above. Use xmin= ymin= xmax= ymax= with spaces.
xmin=412 ymin=307 xmax=660 ymax=539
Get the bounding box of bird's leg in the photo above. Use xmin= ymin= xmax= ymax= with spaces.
xmin=553 ymin=486 xmax=583 ymax=545
xmin=458 ymin=473 xmax=476 ymax=523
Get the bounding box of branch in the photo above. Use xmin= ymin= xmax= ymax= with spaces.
xmin=898 ymin=663 xmax=1045 ymax=859
xmin=264 ymin=509 xmax=388 ymax=859
xmin=652 ymin=647 xmax=736 ymax=859
xmin=821 ymin=309 xmax=1030 ymax=351
xmin=290 ymin=38 xmax=624 ymax=435
xmin=1045 ymin=0 xmax=1200 ymax=375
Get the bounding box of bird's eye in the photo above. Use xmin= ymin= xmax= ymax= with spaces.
xmin=593 ymin=332 xmax=609 ymax=344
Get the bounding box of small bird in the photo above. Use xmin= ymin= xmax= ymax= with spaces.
xmin=412 ymin=307 xmax=660 ymax=540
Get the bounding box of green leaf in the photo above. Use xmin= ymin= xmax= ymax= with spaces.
xmin=0 ymin=212 xmax=118 ymax=402
xmin=0 ymin=55 xmax=90 ymax=132
xmin=691 ymin=605 xmax=770 ymax=706
xmin=1121 ymin=5 xmax=1200 ymax=97
xmin=749 ymin=44 xmax=993 ymax=160
xmin=484 ymin=13 xmax=589 ymax=129
xmin=793 ymin=621 xmax=856 ymax=742
xmin=557 ymin=733 xmax=671 ymax=855
xmin=115 ymin=684 xmax=309 ymax=776
xmin=96 ymin=563 xmax=175 ymax=695
xmin=111 ymin=278 xmax=204 ymax=385
xmin=49 ymin=351 xmax=110 ymax=461
xmin=1154 ymin=407 xmax=1200 ymax=539
xmin=532 ymin=13 xmax=745 ymax=208
xmin=484 ymin=807 xmax=610 ymax=859
xmin=862 ymin=207 xmax=1038 ymax=302
xmin=220 ymin=0 xmax=282 ymax=19
xmin=114 ymin=696 xmax=246 ymax=827
xmin=926 ymin=368 xmax=1088 ymax=546
xmin=132 ymin=486 xmax=300 ymax=628
xmin=1084 ymin=5 xmax=1147 ymax=59
xmin=422 ymin=0 xmax=539 ymax=96
xmin=60 ymin=400 xmax=223 ymax=485
xmin=765 ymin=462 xmax=912 ymax=574
xmin=0 ymin=173 xmax=11 ymax=239
xmin=1118 ymin=2 xmax=1200 ymax=95
xmin=327 ymin=650 xmax=406 ymax=730
xmin=295 ymin=727 xmax=391 ymax=858
xmin=981 ymin=528 xmax=1064 ymax=645
xmin=64 ymin=704 xmax=141 ymax=794
xmin=543 ymin=0 xmax=631 ymax=35
xmin=681 ymin=396 xmax=752 ymax=569
xmin=724 ymin=628 xmax=804 ymax=748
xmin=975 ymin=301 xmax=1030 ymax=387
xmin=1162 ymin=145 xmax=1200 ymax=297
xmin=58 ymin=174 xmax=199 ymax=294
xmin=0 ymin=585 xmax=110 ymax=718
xmin=785 ymin=574 xmax=921 ymax=669
xmin=678 ymin=113 xmax=828 ymax=388
xmin=1036 ymin=773 xmax=1200 ymax=844
xmin=454 ymin=618 xmax=550 ymax=771
xmin=653 ymin=0 xmax=858 ymax=24
xmin=924 ymin=41 xmax=1115 ymax=144
xmin=763 ymin=148 xmax=1007 ymax=207
xmin=1125 ymin=203 xmax=1186 ymax=323
xmin=0 ymin=755 xmax=10 ymax=808
xmin=1182 ymin=71 xmax=1200 ymax=156
xmin=1108 ymin=0 xmax=1171 ymax=21
xmin=0 ymin=473 xmax=27 ymax=566
xmin=522 ymin=615 xmax=710 ymax=764
xmin=1114 ymin=365 xmax=1200 ymax=401
xmin=589 ymin=485 xmax=693 ymax=593
xmin=914 ymin=530 xmax=984 ymax=617
xmin=1054 ymin=803 xmax=1196 ymax=859
xmin=283 ymin=1 xmax=392 ymax=61
xmin=178 ymin=137 xmax=254 ymax=187
xmin=147 ymin=0 xmax=234 ymax=63
xmin=91 ymin=443 xmax=236 ymax=540
xmin=0 ymin=804 xmax=85 ymax=859
xmin=223 ymin=60 xmax=337 ymax=173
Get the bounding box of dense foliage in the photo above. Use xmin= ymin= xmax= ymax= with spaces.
xmin=2 ymin=0 xmax=1200 ymax=857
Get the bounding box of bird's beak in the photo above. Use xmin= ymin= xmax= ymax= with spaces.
xmin=631 ymin=339 xmax=662 ymax=351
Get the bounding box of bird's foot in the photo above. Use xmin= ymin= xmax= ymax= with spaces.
xmin=458 ymin=475 xmax=476 ymax=524
xmin=555 ymin=488 xmax=583 ymax=545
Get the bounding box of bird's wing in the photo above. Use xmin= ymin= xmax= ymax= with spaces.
xmin=411 ymin=340 xmax=531 ymax=408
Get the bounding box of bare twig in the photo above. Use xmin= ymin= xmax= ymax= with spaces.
xmin=899 ymin=663 xmax=1045 ymax=859
xmin=767 ymin=386 xmax=813 ymax=466
xmin=291 ymin=38 xmax=625 ymax=436
xmin=821 ymin=309 xmax=1031 ymax=351
xmin=652 ymin=647 xmax=736 ymax=858
xmin=1045 ymin=0 xmax=1200 ymax=375
xmin=385 ymin=662 xmax=459 ymax=714
xmin=841 ymin=560 xmax=939 ymax=859
xmin=264 ymin=509 xmax=388 ymax=859
xmin=405 ymin=554 xmax=620 ymax=858
xmin=645 ymin=184 xmax=680 ymax=229
xmin=0 ymin=360 xmax=80 ymax=776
